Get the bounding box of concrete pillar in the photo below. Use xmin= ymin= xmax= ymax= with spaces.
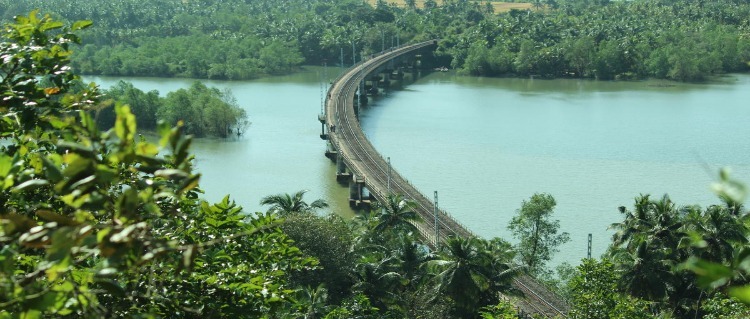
xmin=349 ymin=180 xmax=361 ymax=201
xmin=336 ymin=154 xmax=346 ymax=174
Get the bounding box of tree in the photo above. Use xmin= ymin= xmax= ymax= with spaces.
xmin=373 ymin=194 xmax=422 ymax=235
xmin=427 ymin=236 xmax=520 ymax=318
xmin=0 ymin=12 xmax=311 ymax=318
xmin=158 ymin=81 xmax=249 ymax=138
xmin=260 ymin=190 xmax=329 ymax=216
xmin=281 ymin=212 xmax=356 ymax=303
xmin=507 ymin=193 xmax=570 ymax=275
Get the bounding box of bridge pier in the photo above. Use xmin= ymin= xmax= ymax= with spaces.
xmin=325 ymin=141 xmax=337 ymax=161
xmin=336 ymin=154 xmax=351 ymax=182
xmin=318 ymin=113 xmax=329 ymax=140
xmin=348 ymin=174 xmax=370 ymax=209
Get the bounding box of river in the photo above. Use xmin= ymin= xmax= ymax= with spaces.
xmin=87 ymin=70 xmax=750 ymax=266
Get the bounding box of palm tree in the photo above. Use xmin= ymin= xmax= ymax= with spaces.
xmin=685 ymin=205 xmax=748 ymax=263
xmin=373 ymin=194 xmax=422 ymax=234
xmin=611 ymin=241 xmax=674 ymax=302
xmin=260 ymin=190 xmax=328 ymax=216
xmin=426 ymin=236 xmax=520 ymax=318
xmin=289 ymin=284 xmax=329 ymax=319
xmin=352 ymin=254 xmax=402 ymax=311
xmin=610 ymin=195 xmax=654 ymax=250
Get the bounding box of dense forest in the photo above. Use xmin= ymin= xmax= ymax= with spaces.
xmin=3 ymin=2 xmax=750 ymax=319
xmin=1 ymin=0 xmax=749 ymax=81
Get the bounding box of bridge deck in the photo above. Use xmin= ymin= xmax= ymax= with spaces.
xmin=324 ymin=40 xmax=568 ymax=318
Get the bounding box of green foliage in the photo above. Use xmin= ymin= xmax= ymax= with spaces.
xmin=281 ymin=212 xmax=355 ymax=303
xmin=568 ymin=259 xmax=651 ymax=319
xmin=602 ymin=171 xmax=749 ymax=317
xmin=0 ymin=13 xmax=311 ymax=318
xmin=478 ymin=299 xmax=518 ymax=319
xmin=372 ymin=194 xmax=422 ymax=235
xmin=454 ymin=0 xmax=750 ymax=81
xmin=100 ymin=80 xmax=250 ymax=138
xmin=158 ymin=81 xmax=249 ymax=138
xmin=427 ymin=236 xmax=520 ymax=318
xmin=100 ymin=80 xmax=160 ymax=130
xmin=702 ymin=293 xmax=750 ymax=319
xmin=507 ymin=193 xmax=570 ymax=276
xmin=4 ymin=0 xmax=749 ymax=81
xmin=260 ymin=190 xmax=329 ymax=216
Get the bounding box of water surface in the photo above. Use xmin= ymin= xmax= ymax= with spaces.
xmin=360 ymin=73 xmax=750 ymax=265
xmin=88 ymin=71 xmax=750 ymax=266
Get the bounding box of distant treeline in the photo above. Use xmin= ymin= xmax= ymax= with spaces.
xmin=1 ymin=0 xmax=749 ymax=81
xmin=98 ymin=81 xmax=249 ymax=138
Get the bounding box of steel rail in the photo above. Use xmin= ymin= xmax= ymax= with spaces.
xmin=324 ymin=40 xmax=568 ymax=318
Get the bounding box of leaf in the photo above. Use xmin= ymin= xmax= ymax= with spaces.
xmin=95 ymin=279 xmax=126 ymax=297
xmin=41 ymin=156 xmax=63 ymax=182
xmin=136 ymin=142 xmax=159 ymax=157
xmin=684 ymin=257 xmax=733 ymax=289
xmin=0 ymin=154 xmax=12 ymax=177
xmin=13 ymin=179 xmax=49 ymax=192
xmin=155 ymin=169 xmax=189 ymax=180
xmin=114 ymin=103 xmax=136 ymax=142
xmin=36 ymin=210 xmax=79 ymax=226
xmin=181 ymin=245 xmax=198 ymax=272
xmin=71 ymin=20 xmax=93 ymax=31
xmin=729 ymin=285 xmax=750 ymax=305
xmin=57 ymin=142 xmax=95 ymax=158
xmin=0 ymin=213 xmax=36 ymax=235
xmin=177 ymin=174 xmax=201 ymax=194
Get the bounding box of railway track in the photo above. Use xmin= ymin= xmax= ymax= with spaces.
xmin=324 ymin=40 xmax=568 ymax=318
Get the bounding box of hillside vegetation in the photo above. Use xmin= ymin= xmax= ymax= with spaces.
xmin=1 ymin=0 xmax=749 ymax=81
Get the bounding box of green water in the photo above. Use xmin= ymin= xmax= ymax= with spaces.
xmin=360 ymin=73 xmax=750 ymax=265
xmin=88 ymin=70 xmax=750 ymax=265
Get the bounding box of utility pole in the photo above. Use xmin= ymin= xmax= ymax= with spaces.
xmin=434 ymin=191 xmax=439 ymax=246
xmin=352 ymin=42 xmax=356 ymax=66
xmin=587 ymin=233 xmax=592 ymax=259
xmin=340 ymin=47 xmax=344 ymax=68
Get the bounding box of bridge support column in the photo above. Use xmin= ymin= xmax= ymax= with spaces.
xmin=324 ymin=141 xmax=337 ymax=161
xmin=381 ymin=70 xmax=391 ymax=90
xmin=318 ymin=113 xmax=328 ymax=140
xmin=348 ymin=174 xmax=370 ymax=209
xmin=336 ymin=154 xmax=351 ymax=182
xmin=367 ymin=77 xmax=379 ymax=96
xmin=358 ymin=81 xmax=368 ymax=105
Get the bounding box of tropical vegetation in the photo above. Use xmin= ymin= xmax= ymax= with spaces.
xmin=0 ymin=13 xmax=523 ymax=318
xmin=2 ymin=0 xmax=749 ymax=81
xmin=5 ymin=3 xmax=750 ymax=319
xmin=100 ymin=80 xmax=250 ymax=138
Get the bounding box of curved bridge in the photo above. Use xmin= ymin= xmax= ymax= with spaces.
xmin=320 ymin=40 xmax=569 ymax=318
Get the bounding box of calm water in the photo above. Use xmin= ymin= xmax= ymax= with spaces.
xmin=360 ymin=73 xmax=750 ymax=265
xmin=88 ymin=71 xmax=750 ymax=266
xmin=87 ymin=68 xmax=356 ymax=219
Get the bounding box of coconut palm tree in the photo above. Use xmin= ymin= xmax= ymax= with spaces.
xmin=610 ymin=195 xmax=654 ymax=250
xmin=260 ymin=190 xmax=328 ymax=216
xmin=352 ymin=254 xmax=402 ymax=311
xmin=612 ymin=241 xmax=675 ymax=302
xmin=685 ymin=204 xmax=748 ymax=263
xmin=373 ymin=194 xmax=422 ymax=235
xmin=426 ymin=236 xmax=520 ymax=318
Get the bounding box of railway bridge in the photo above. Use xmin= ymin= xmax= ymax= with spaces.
xmin=319 ymin=40 xmax=569 ymax=318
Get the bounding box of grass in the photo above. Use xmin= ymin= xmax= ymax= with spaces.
xmin=364 ymin=0 xmax=534 ymax=13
